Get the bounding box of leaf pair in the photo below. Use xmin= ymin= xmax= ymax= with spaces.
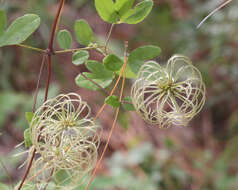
xmin=0 ymin=11 xmax=40 ymax=47
xmin=95 ymin=0 xmax=153 ymax=24
xmin=57 ymin=19 xmax=94 ymax=50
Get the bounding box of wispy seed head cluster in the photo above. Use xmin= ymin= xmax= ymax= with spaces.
xmin=131 ymin=55 xmax=206 ymax=128
xmin=30 ymin=93 xmax=100 ymax=173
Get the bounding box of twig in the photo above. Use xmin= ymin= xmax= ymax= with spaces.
xmin=105 ymin=24 xmax=115 ymax=53
xmin=15 ymin=44 xmax=46 ymax=53
xmin=17 ymin=1 xmax=66 ymax=189
xmin=197 ymin=0 xmax=233 ymax=28
xmin=32 ymin=55 xmax=46 ymax=112
xmin=80 ymin=72 xmax=109 ymax=96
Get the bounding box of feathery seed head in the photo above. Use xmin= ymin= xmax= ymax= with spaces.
xmin=30 ymin=93 xmax=100 ymax=172
xmin=131 ymin=55 xmax=206 ymax=128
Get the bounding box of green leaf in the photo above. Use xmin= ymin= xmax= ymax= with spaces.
xmin=128 ymin=45 xmax=161 ymax=74
xmin=86 ymin=60 xmax=114 ymax=78
xmin=0 ymin=14 xmax=40 ymax=47
xmin=121 ymin=0 xmax=153 ymax=24
xmin=95 ymin=0 xmax=119 ymax=23
xmin=72 ymin=50 xmax=89 ymax=66
xmin=75 ymin=72 xmax=113 ymax=91
xmin=115 ymin=0 xmax=135 ymax=17
xmin=103 ymin=54 xmax=124 ymax=71
xmin=24 ymin=128 xmax=32 ymax=148
xmin=105 ymin=95 xmax=120 ymax=108
xmin=25 ymin=112 xmax=34 ymax=125
xmin=74 ymin=19 xmax=94 ymax=46
xmin=0 ymin=10 xmax=7 ymax=36
xmin=122 ymin=97 xmax=135 ymax=111
xmin=57 ymin=29 xmax=72 ymax=50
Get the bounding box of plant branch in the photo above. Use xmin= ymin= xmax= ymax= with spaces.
xmin=55 ymin=47 xmax=95 ymax=54
xmin=17 ymin=1 xmax=66 ymax=190
xmin=197 ymin=0 xmax=232 ymax=28
xmin=15 ymin=44 xmax=46 ymax=53
xmin=32 ymin=55 xmax=46 ymax=112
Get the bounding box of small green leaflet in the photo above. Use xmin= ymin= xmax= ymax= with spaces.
xmin=103 ymin=54 xmax=123 ymax=71
xmin=128 ymin=45 xmax=161 ymax=74
xmin=75 ymin=72 xmax=113 ymax=91
xmin=75 ymin=60 xmax=114 ymax=91
xmin=120 ymin=0 xmax=153 ymax=24
xmin=105 ymin=95 xmax=120 ymax=108
xmin=72 ymin=50 xmax=89 ymax=66
xmin=95 ymin=0 xmax=119 ymax=23
xmin=0 ymin=10 xmax=7 ymax=35
xmin=74 ymin=19 xmax=94 ymax=46
xmin=0 ymin=14 xmax=40 ymax=47
xmin=57 ymin=29 xmax=72 ymax=49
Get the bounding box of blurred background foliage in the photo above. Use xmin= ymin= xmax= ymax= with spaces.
xmin=1 ymin=0 xmax=238 ymax=189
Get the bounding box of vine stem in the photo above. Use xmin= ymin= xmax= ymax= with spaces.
xmin=16 ymin=1 xmax=65 ymax=190
xmin=85 ymin=42 xmax=128 ymax=190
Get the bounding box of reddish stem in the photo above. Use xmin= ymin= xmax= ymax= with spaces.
xmin=17 ymin=1 xmax=65 ymax=190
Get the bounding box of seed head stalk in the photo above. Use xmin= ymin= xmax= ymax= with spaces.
xmin=85 ymin=42 xmax=128 ymax=190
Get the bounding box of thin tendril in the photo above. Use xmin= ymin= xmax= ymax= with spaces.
xmin=197 ymin=0 xmax=233 ymax=28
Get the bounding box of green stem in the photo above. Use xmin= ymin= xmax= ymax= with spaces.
xmin=105 ymin=23 xmax=115 ymax=53
xmin=15 ymin=44 xmax=46 ymax=53
xmin=55 ymin=47 xmax=94 ymax=54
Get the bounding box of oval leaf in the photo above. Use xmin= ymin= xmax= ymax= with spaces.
xmin=0 ymin=10 xmax=7 ymax=35
xmin=95 ymin=0 xmax=119 ymax=23
xmin=74 ymin=19 xmax=94 ymax=46
xmin=103 ymin=54 xmax=124 ymax=71
xmin=57 ymin=29 xmax=72 ymax=49
xmin=72 ymin=50 xmax=89 ymax=66
xmin=128 ymin=45 xmax=161 ymax=74
xmin=75 ymin=72 xmax=113 ymax=91
xmin=105 ymin=95 xmax=120 ymax=108
xmin=0 ymin=14 xmax=40 ymax=47
xmin=121 ymin=0 xmax=153 ymax=24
